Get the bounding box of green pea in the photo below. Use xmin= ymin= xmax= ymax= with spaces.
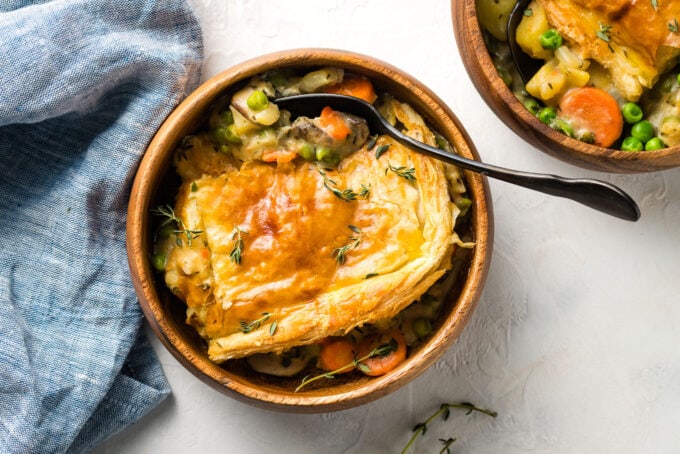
xmin=151 ymin=252 xmax=167 ymax=271
xmin=157 ymin=224 xmax=175 ymax=239
xmin=214 ymin=125 xmax=241 ymax=145
xmin=663 ymin=77 xmax=675 ymax=92
xmin=621 ymin=102 xmax=643 ymax=124
xmin=552 ymin=118 xmax=574 ymax=137
xmin=580 ymin=131 xmax=595 ymax=144
xmin=538 ymin=106 xmax=557 ymax=125
xmin=539 ymin=29 xmax=563 ymax=50
xmin=412 ymin=317 xmax=433 ymax=338
xmin=455 ymin=197 xmax=472 ymax=217
xmin=297 ymin=143 xmax=315 ymax=161
xmin=316 ymin=147 xmax=340 ymax=165
xmin=495 ymin=65 xmax=512 ymax=87
xmin=267 ymin=70 xmax=288 ymax=90
xmin=631 ymin=120 xmax=655 ymax=143
xmin=621 ymin=136 xmax=643 ymax=152
xmin=218 ymin=109 xmax=234 ymax=126
xmin=645 ymin=137 xmax=665 ymax=151
xmin=523 ymin=98 xmax=541 ymax=116
xmin=246 ymin=90 xmax=269 ymax=111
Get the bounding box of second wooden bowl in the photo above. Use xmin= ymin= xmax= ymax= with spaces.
xmin=452 ymin=0 xmax=680 ymax=173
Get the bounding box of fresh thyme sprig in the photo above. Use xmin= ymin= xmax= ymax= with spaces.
xmin=239 ymin=312 xmax=271 ymax=334
xmin=151 ymin=204 xmax=203 ymax=246
xmin=401 ymin=402 xmax=497 ymax=454
xmin=669 ymin=18 xmax=679 ymax=34
xmin=333 ymin=225 xmax=363 ymax=265
xmin=596 ymin=22 xmax=614 ymax=52
xmin=386 ymin=162 xmax=417 ymax=182
xmin=318 ymin=169 xmax=370 ymax=202
xmin=295 ymin=339 xmax=397 ymax=392
xmin=229 ymin=225 xmax=248 ymax=264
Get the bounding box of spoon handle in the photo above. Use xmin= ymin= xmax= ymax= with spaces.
xmin=273 ymin=94 xmax=640 ymax=222
xmin=390 ymin=132 xmax=641 ymax=222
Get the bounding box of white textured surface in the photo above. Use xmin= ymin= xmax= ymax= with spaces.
xmin=97 ymin=1 xmax=680 ymax=452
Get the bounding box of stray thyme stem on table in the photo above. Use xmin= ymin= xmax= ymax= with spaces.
xmin=401 ymin=402 xmax=497 ymax=454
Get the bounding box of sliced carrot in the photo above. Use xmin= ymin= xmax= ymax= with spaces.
xmin=262 ymin=149 xmax=297 ymax=163
xmin=317 ymin=338 xmax=357 ymax=374
xmin=558 ymin=87 xmax=623 ymax=148
xmin=324 ymin=75 xmax=377 ymax=103
xmin=318 ymin=106 xmax=352 ymax=141
xmin=356 ymin=329 xmax=407 ymax=377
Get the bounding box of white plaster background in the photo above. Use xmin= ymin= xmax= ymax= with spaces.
xmin=96 ymin=0 xmax=680 ymax=452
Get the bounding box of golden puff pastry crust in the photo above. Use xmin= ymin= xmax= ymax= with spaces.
xmin=164 ymin=136 xmax=459 ymax=362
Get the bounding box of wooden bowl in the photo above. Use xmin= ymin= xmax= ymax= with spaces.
xmin=452 ymin=0 xmax=680 ymax=173
xmin=126 ymin=48 xmax=493 ymax=412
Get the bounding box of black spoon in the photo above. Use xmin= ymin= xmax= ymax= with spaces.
xmin=274 ymin=93 xmax=640 ymax=222
xmin=507 ymin=0 xmax=543 ymax=84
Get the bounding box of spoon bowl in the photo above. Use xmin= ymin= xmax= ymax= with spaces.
xmin=275 ymin=93 xmax=641 ymax=222
xmin=506 ymin=0 xmax=542 ymax=84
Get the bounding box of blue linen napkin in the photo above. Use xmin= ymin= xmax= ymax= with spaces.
xmin=0 ymin=1 xmax=203 ymax=452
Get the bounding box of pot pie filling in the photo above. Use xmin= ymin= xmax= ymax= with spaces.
xmin=477 ymin=0 xmax=680 ymax=150
xmin=152 ymin=68 xmax=473 ymax=384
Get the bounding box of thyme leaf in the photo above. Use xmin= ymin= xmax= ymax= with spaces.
xmin=333 ymin=225 xmax=363 ymax=265
xmin=375 ymin=144 xmax=390 ymax=159
xmin=229 ymin=225 xmax=248 ymax=264
xmin=401 ymin=402 xmax=497 ymax=454
xmin=651 ymin=0 xmax=658 ymax=10
xmin=386 ymin=162 xmax=417 ymax=182
xmin=151 ymin=204 xmax=203 ymax=246
xmin=358 ymin=184 xmax=371 ymax=198
xmin=239 ymin=312 xmax=271 ymax=334
xmin=295 ymin=339 xmax=397 ymax=392
xmin=596 ymin=22 xmax=614 ymax=52
xmin=366 ymin=135 xmax=378 ymax=151
xmin=669 ymin=18 xmax=679 ymax=34
xmin=523 ymin=7 xmax=533 ymax=16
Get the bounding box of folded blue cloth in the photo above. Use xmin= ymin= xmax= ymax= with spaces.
xmin=0 ymin=1 xmax=203 ymax=452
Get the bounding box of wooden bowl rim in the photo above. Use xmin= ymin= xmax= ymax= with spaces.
xmin=126 ymin=48 xmax=494 ymax=412
xmin=452 ymin=0 xmax=680 ymax=173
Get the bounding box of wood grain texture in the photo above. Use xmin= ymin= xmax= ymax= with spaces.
xmin=126 ymin=48 xmax=493 ymax=412
xmin=451 ymin=0 xmax=680 ymax=173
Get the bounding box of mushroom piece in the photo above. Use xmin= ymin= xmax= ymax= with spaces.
xmin=287 ymin=111 xmax=370 ymax=159
xmin=246 ymin=348 xmax=311 ymax=377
